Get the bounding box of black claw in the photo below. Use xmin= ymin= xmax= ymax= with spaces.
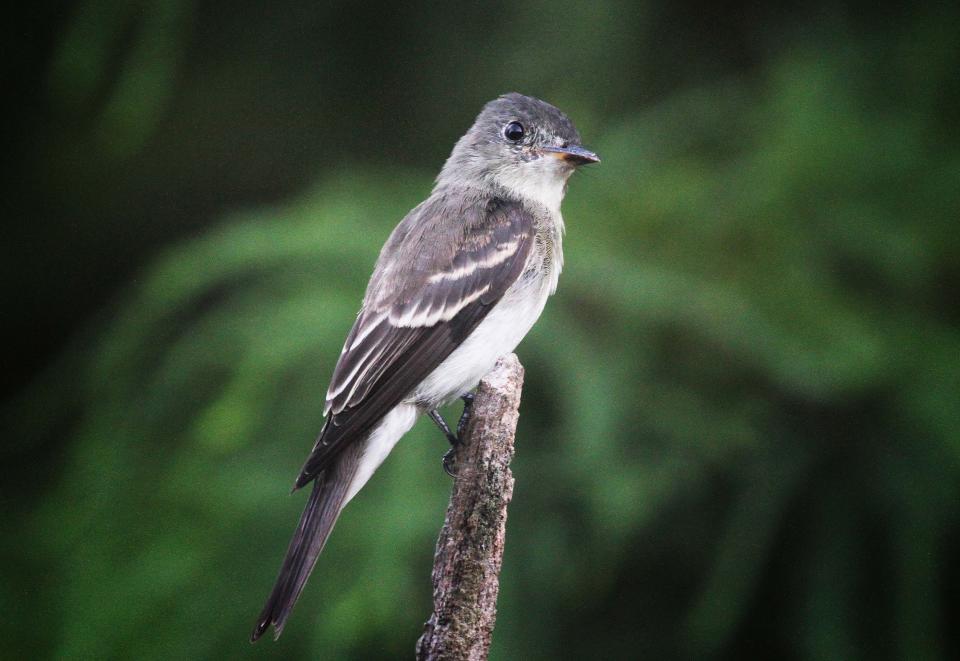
xmin=442 ymin=447 xmax=458 ymax=478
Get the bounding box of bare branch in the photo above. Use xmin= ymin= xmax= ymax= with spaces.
xmin=416 ymin=354 xmax=525 ymax=661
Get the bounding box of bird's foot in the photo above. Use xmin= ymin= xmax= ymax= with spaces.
xmin=441 ymin=446 xmax=458 ymax=478
xmin=456 ymin=392 xmax=474 ymax=439
xmin=428 ymin=392 xmax=476 ymax=478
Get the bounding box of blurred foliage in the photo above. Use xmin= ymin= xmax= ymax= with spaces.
xmin=4 ymin=1 xmax=960 ymax=660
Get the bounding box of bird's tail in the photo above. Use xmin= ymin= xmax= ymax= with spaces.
xmin=250 ymin=442 xmax=362 ymax=642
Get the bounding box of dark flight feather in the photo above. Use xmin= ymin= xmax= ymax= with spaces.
xmin=251 ymin=441 xmax=364 ymax=641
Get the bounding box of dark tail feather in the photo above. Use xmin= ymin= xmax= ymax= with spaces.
xmin=251 ymin=445 xmax=361 ymax=642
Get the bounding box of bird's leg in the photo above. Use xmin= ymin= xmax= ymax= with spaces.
xmin=456 ymin=392 xmax=475 ymax=439
xmin=428 ymin=392 xmax=476 ymax=478
xmin=428 ymin=409 xmax=458 ymax=446
xmin=428 ymin=409 xmax=460 ymax=478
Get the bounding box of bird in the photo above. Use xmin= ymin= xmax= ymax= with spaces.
xmin=251 ymin=92 xmax=599 ymax=642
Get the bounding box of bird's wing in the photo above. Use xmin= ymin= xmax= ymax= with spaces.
xmin=293 ymin=195 xmax=534 ymax=488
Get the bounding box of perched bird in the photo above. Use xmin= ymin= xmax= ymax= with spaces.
xmin=251 ymin=92 xmax=599 ymax=642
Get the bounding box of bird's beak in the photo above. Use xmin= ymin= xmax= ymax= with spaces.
xmin=542 ymin=144 xmax=601 ymax=165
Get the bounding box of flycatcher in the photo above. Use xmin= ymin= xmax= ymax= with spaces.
xmin=251 ymin=93 xmax=599 ymax=641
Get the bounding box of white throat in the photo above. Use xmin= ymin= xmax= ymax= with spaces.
xmin=492 ymin=160 xmax=570 ymax=214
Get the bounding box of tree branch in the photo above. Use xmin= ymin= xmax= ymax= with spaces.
xmin=416 ymin=354 xmax=525 ymax=661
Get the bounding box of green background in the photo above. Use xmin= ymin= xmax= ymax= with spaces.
xmin=4 ymin=1 xmax=959 ymax=659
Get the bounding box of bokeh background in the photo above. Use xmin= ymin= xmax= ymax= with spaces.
xmin=4 ymin=1 xmax=959 ymax=659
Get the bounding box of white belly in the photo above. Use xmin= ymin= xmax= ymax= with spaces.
xmin=412 ymin=266 xmax=553 ymax=409
xmin=343 ymin=281 xmax=547 ymax=505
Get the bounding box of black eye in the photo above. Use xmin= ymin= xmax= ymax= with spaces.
xmin=503 ymin=121 xmax=525 ymax=142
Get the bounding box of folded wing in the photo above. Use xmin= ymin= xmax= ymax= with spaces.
xmin=294 ymin=196 xmax=533 ymax=489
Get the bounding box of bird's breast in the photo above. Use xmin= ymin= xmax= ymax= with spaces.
xmin=412 ymin=229 xmax=561 ymax=409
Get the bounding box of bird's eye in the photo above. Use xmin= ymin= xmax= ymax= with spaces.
xmin=503 ymin=121 xmax=525 ymax=142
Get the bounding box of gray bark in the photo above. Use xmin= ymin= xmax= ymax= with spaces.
xmin=416 ymin=354 xmax=525 ymax=661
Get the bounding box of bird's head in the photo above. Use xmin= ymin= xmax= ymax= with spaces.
xmin=438 ymin=93 xmax=599 ymax=210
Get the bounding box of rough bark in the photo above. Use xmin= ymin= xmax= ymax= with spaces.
xmin=416 ymin=354 xmax=524 ymax=661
